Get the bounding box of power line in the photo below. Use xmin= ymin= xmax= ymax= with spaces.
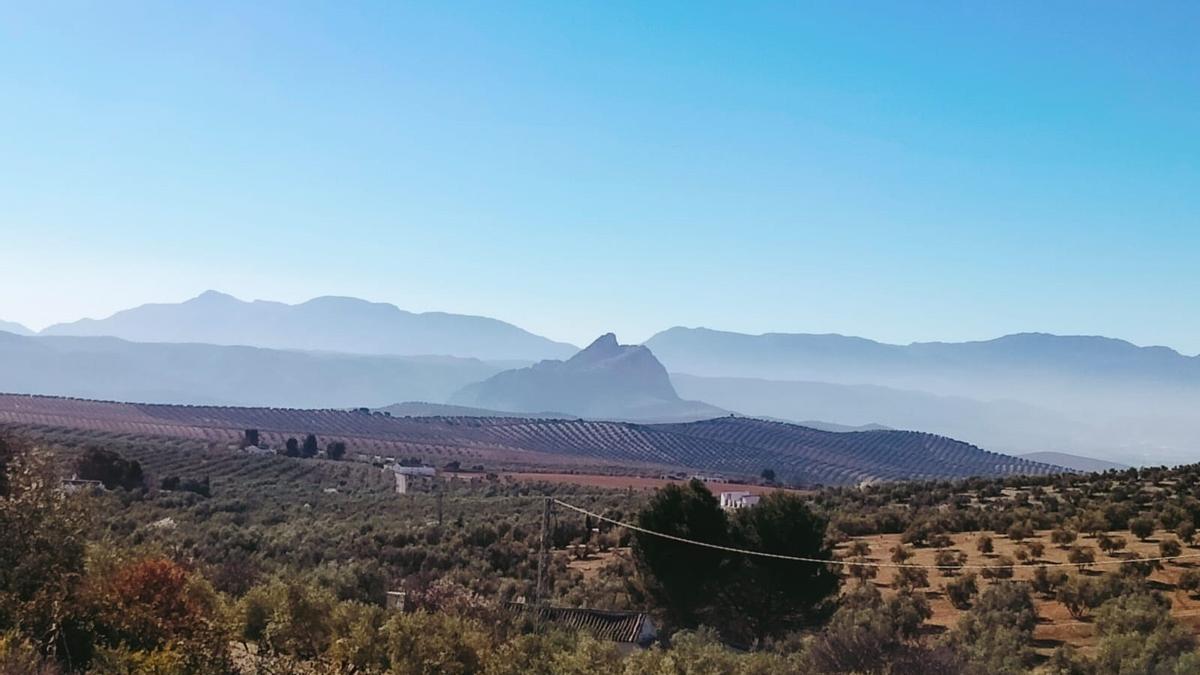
xmin=552 ymin=498 xmax=1200 ymax=571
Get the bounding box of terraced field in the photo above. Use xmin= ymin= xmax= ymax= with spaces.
xmin=0 ymin=393 xmax=1063 ymax=485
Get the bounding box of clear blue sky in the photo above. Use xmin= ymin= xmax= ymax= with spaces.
xmin=2 ymin=2 xmax=1198 ymax=353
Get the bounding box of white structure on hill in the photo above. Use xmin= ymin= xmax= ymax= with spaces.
xmin=392 ymin=465 xmax=437 ymax=494
xmin=719 ymin=491 xmax=760 ymax=510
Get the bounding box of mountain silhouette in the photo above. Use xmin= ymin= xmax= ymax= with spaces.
xmin=41 ymin=290 xmax=576 ymax=362
xmin=451 ymin=333 xmax=726 ymax=421
xmin=0 ymin=320 xmax=32 ymax=336
xmin=0 ymin=331 xmax=501 ymax=408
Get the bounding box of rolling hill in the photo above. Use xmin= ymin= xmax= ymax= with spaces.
xmin=451 ymin=333 xmax=728 ymax=422
xmin=669 ymin=373 xmax=1086 ymax=457
xmin=0 ymin=394 xmax=1063 ymax=485
xmin=41 ymin=290 xmax=577 ymax=361
xmin=1018 ymin=452 xmax=1128 ymax=473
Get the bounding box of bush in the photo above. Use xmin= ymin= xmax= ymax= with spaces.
xmin=976 ymin=534 xmax=994 ymax=554
xmin=1159 ymin=538 xmax=1182 ymax=560
xmin=981 ymin=555 xmax=1014 ymax=580
xmin=945 ymin=573 xmax=978 ymax=609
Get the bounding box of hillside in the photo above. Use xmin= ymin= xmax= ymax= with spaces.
xmin=41 ymin=290 xmax=577 ymax=361
xmin=669 ymin=373 xmax=1087 ymax=457
xmin=0 ymin=394 xmax=1062 ymax=485
xmin=0 ymin=332 xmax=502 ymax=408
xmin=452 ymin=333 xmax=728 ymax=422
xmin=1018 ymin=451 xmax=1129 ymax=473
xmin=377 ymin=401 xmax=573 ymax=419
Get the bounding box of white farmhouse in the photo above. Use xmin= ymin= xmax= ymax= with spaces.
xmin=719 ymin=491 xmax=761 ymax=510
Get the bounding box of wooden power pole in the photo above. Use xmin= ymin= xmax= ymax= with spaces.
xmin=535 ymin=497 xmax=552 ymax=605
xmin=436 ymin=484 xmax=444 ymax=526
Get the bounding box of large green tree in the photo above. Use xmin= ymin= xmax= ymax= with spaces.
xmin=632 ymin=479 xmax=730 ymax=630
xmin=727 ymin=491 xmax=839 ymax=641
xmin=633 ymin=481 xmax=839 ymax=642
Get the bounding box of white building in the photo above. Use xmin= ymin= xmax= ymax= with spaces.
xmin=392 ymin=465 xmax=437 ymax=494
xmin=719 ymin=491 xmax=761 ymax=510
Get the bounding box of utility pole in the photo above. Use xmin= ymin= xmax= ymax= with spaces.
xmin=535 ymin=497 xmax=552 ymax=605
xmin=436 ymin=481 xmax=444 ymax=527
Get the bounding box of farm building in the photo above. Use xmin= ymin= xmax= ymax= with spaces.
xmin=719 ymin=491 xmax=760 ymax=510
xmin=391 ymin=464 xmax=437 ymax=494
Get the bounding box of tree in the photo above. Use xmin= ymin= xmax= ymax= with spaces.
xmin=981 ymin=555 xmax=1015 ymax=580
xmin=301 ymin=434 xmax=320 ymax=459
xmin=1006 ymin=521 xmax=1033 ymax=543
xmin=1068 ymin=545 xmax=1096 ymax=572
xmin=945 ymin=573 xmax=978 ymax=609
xmin=892 ymin=566 xmax=929 ymax=592
xmin=1024 ymin=540 xmax=1045 ymax=561
xmin=0 ymin=440 xmax=91 ymax=666
xmin=326 ymin=441 xmax=347 ymax=461
xmin=1057 ymin=575 xmax=1101 ymax=619
xmin=1177 ymin=520 xmax=1195 ymax=545
xmin=1078 ymin=511 xmax=1108 ymax=538
xmin=976 ymin=534 xmax=993 ymax=554
xmin=760 ymin=468 xmax=776 ymax=483
xmin=1159 ymin=538 xmax=1182 ymax=560
xmin=283 ymin=438 xmax=300 ymax=457
xmin=243 ymin=429 xmax=259 ymax=448
xmin=1031 ymin=565 xmax=1067 ymax=598
xmin=934 ymin=549 xmax=965 ymax=576
xmin=727 ymin=491 xmax=840 ymax=641
xmin=632 ymin=480 xmax=731 ymax=631
xmin=1130 ymin=516 xmax=1155 ymax=542
xmin=1098 ymin=533 xmax=1126 ymax=555
xmin=846 ymin=541 xmax=871 ymax=558
xmin=1178 ymin=569 xmax=1200 ymax=596
xmin=1092 ymin=592 xmax=1196 ymax=675
xmin=890 ymin=545 xmax=912 ymax=564
xmin=1051 ymin=528 xmax=1077 ymax=549
xmin=0 ymin=435 xmax=15 ymax=497
xmin=950 ymin=581 xmax=1038 ymax=673
xmin=76 ymin=447 xmax=144 ymax=491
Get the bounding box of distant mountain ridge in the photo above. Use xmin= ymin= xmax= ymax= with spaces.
xmin=646 ymin=327 xmax=1200 ymax=464
xmin=451 ymin=333 xmax=728 ymax=421
xmin=645 ymin=327 xmax=1200 ymax=388
xmin=0 ymin=320 xmax=32 ymax=336
xmin=41 ymin=290 xmax=577 ymax=362
xmin=0 ymin=331 xmax=502 ymax=408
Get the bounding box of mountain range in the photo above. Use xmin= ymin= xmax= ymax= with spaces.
xmin=5 ymin=292 xmax=1199 ymax=465
xmin=646 ymin=327 xmax=1200 ymax=465
xmin=0 ymin=331 xmax=502 ymax=408
xmin=38 ymin=290 xmax=576 ymax=362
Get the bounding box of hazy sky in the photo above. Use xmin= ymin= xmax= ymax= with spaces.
xmin=2 ymin=2 xmax=1198 ymax=353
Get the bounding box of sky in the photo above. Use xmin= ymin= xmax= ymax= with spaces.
xmin=2 ymin=2 xmax=1198 ymax=353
